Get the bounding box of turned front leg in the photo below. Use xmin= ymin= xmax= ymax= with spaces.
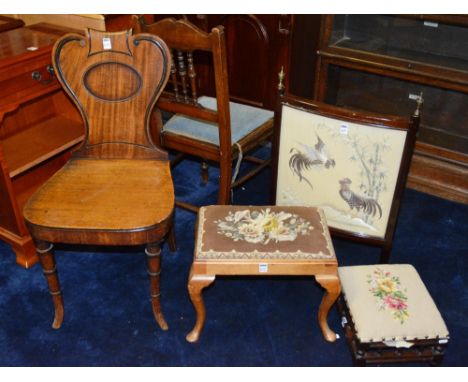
xmin=146 ymin=243 xmax=168 ymax=330
xmin=37 ymin=242 xmax=63 ymax=329
xmin=315 ymin=274 xmax=341 ymax=342
xmin=186 ymin=269 xmax=215 ymax=343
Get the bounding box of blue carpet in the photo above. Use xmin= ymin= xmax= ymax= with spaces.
xmin=0 ymin=146 xmax=467 ymax=366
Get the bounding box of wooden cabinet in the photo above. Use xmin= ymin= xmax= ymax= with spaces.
xmin=314 ymin=15 xmax=468 ymax=204
xmin=0 ymin=23 xmax=83 ymax=268
xmin=12 ymin=14 xmax=145 ymax=32
xmin=154 ymin=14 xmax=294 ymax=110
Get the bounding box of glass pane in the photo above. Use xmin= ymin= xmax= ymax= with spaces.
xmin=330 ymin=15 xmax=468 ymax=71
xmin=325 ymin=65 xmax=468 ymax=154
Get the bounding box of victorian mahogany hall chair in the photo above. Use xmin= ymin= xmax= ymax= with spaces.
xmin=133 ymin=16 xmax=274 ymax=211
xmin=23 ymin=29 xmax=174 ymax=330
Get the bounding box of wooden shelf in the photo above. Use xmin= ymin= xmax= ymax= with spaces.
xmin=3 ymin=115 xmax=84 ymax=178
xmin=332 ymin=41 xmax=468 ymax=73
xmin=0 ymin=23 xmax=83 ymax=268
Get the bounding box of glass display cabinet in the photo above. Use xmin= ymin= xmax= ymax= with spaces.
xmin=314 ymin=15 xmax=468 ymax=204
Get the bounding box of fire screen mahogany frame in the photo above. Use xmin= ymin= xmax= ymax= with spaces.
xmin=271 ymin=94 xmax=420 ymax=263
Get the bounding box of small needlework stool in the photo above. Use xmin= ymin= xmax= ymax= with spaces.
xmin=337 ymin=264 xmax=449 ymax=366
xmin=186 ymin=205 xmax=341 ymax=343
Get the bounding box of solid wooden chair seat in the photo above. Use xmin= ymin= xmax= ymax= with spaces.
xmin=24 ymin=159 xmax=174 ymax=235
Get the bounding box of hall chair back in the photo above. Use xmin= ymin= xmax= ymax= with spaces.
xmin=23 ymin=29 xmax=175 ymax=331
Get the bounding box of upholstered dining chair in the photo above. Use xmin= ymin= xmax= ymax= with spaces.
xmin=133 ymin=16 xmax=274 ymax=212
xmin=23 ymin=29 xmax=174 ymax=330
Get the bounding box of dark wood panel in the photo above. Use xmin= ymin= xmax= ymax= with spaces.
xmin=103 ymin=14 xmax=154 ymax=31
xmin=408 ymin=148 xmax=468 ymax=204
xmin=288 ymin=14 xmax=321 ymax=99
xmin=219 ymin=15 xmax=271 ymax=107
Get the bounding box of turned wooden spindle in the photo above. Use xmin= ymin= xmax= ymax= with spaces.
xmin=187 ymin=51 xmax=198 ymax=102
xmin=176 ymin=50 xmax=189 ymax=102
xmin=169 ymin=50 xmax=180 ymax=101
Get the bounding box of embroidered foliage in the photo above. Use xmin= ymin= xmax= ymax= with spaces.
xmin=215 ymin=208 xmax=313 ymax=245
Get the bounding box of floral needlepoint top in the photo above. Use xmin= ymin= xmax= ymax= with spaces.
xmin=215 ymin=208 xmax=313 ymax=245
xmin=367 ymin=268 xmax=409 ymax=324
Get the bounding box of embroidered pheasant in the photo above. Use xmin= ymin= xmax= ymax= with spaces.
xmin=289 ymin=135 xmax=335 ymax=189
xmin=338 ymin=178 xmax=382 ymax=218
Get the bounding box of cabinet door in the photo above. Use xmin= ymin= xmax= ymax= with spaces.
xmin=208 ymin=15 xmax=292 ymax=110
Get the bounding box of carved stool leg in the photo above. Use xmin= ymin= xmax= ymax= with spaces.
xmin=145 ymin=243 xmax=168 ymax=330
xmin=36 ymin=241 xmax=63 ymax=329
xmin=315 ymin=274 xmax=341 ymax=342
xmin=186 ymin=268 xmax=215 ymax=343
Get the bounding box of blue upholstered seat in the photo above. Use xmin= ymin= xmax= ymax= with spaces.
xmin=162 ymin=96 xmax=274 ymax=145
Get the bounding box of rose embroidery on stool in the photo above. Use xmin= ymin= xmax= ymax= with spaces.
xmin=367 ymin=268 xmax=409 ymax=323
xmin=216 ymin=208 xmax=313 ymax=244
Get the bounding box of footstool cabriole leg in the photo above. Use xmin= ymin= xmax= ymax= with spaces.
xmin=145 ymin=243 xmax=168 ymax=331
xmin=315 ymin=274 xmax=341 ymax=343
xmin=36 ymin=241 xmax=64 ymax=329
xmin=186 ymin=268 xmax=215 ymax=343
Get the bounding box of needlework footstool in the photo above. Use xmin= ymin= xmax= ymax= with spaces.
xmin=186 ymin=205 xmax=341 ymax=343
xmin=337 ymin=264 xmax=449 ymax=366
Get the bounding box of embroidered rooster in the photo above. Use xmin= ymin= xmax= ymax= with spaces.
xmin=338 ymin=178 xmax=382 ymax=219
xmin=288 ymin=135 xmax=335 ymax=190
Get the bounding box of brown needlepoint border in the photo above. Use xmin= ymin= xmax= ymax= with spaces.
xmin=196 ymin=205 xmax=336 ymax=260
